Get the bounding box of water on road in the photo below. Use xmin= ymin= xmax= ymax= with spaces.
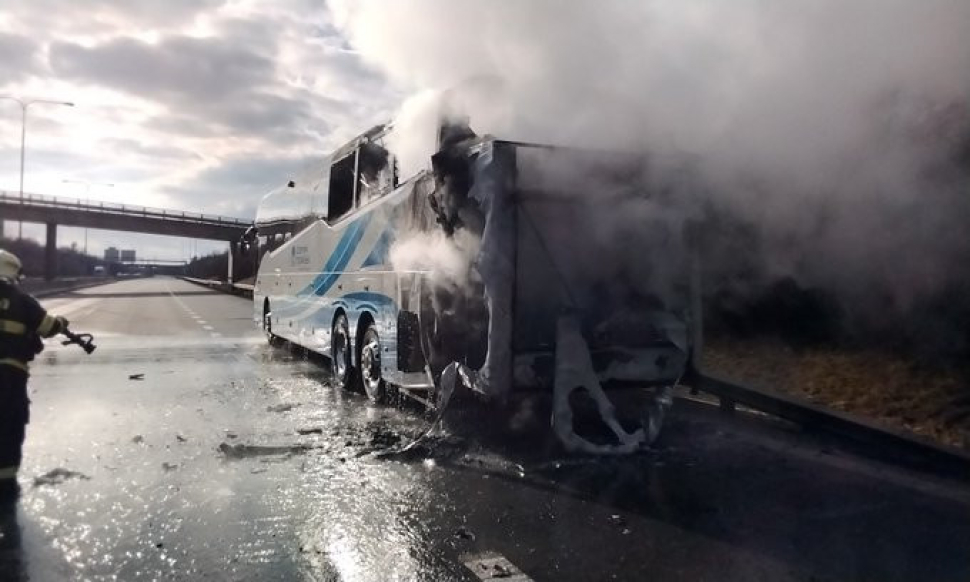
xmin=2 ymin=278 xmax=968 ymax=581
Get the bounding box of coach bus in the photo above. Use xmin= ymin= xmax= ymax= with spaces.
xmin=252 ymin=120 xmax=693 ymax=451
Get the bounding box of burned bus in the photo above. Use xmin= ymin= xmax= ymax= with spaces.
xmin=253 ymin=122 xmax=697 ymax=453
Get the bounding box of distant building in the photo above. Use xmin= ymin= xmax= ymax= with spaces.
xmin=104 ymin=247 xmax=120 ymax=263
xmin=121 ymin=249 xmax=136 ymax=262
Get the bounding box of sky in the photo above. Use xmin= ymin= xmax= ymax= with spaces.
xmin=0 ymin=0 xmax=399 ymax=260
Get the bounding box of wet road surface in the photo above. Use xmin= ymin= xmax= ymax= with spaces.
xmin=1 ymin=277 xmax=968 ymax=581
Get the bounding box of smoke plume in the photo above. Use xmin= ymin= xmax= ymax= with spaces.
xmin=389 ymin=229 xmax=481 ymax=291
xmin=331 ymin=0 xmax=970 ymax=353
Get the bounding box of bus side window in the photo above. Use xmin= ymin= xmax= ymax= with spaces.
xmin=358 ymin=142 xmax=390 ymax=206
xmin=328 ymin=151 xmax=357 ymax=222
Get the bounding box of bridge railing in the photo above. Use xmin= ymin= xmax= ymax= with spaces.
xmin=0 ymin=191 xmax=251 ymax=227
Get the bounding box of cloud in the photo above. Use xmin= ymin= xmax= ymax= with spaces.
xmin=50 ymin=35 xmax=276 ymax=105
xmin=0 ymin=0 xmax=400 ymax=241
xmin=99 ymin=138 xmax=203 ymax=163
xmin=7 ymin=0 xmax=227 ymax=33
xmin=162 ymin=153 xmax=317 ymax=218
xmin=0 ymin=32 xmax=41 ymax=83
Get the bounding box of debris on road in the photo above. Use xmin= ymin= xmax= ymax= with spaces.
xmin=128 ymin=373 xmax=145 ymax=380
xmin=161 ymin=462 xmax=179 ymax=472
xmin=296 ymin=427 xmax=323 ymax=435
xmin=33 ymin=468 xmax=91 ymax=487
xmin=217 ymin=442 xmax=310 ymax=459
xmin=608 ymin=514 xmax=627 ymax=527
xmin=132 ymin=435 xmax=145 ymax=444
xmin=266 ymin=403 xmax=295 ymax=413
xmin=463 ymin=552 xmax=532 ymax=581
xmin=369 ymin=426 xmax=403 ymax=448
xmin=455 ymin=525 xmax=476 ymax=541
xmin=176 ymin=434 xmax=188 ymax=443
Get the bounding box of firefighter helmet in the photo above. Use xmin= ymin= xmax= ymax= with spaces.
xmin=0 ymin=249 xmax=23 ymax=282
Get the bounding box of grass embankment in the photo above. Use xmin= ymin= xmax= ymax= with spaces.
xmin=704 ymin=339 xmax=970 ymax=449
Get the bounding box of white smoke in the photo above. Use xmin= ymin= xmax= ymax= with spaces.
xmin=331 ymin=0 xmax=970 ymax=313
xmin=389 ymin=229 xmax=481 ymax=290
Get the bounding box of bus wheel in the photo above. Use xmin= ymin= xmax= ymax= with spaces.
xmin=359 ymin=322 xmax=385 ymax=403
xmin=332 ymin=313 xmax=353 ymax=390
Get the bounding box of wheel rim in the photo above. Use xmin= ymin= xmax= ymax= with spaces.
xmin=333 ymin=317 xmax=350 ymax=385
xmin=361 ymin=334 xmax=381 ymax=399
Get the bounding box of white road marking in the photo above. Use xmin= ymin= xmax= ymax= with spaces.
xmin=165 ymin=279 xmax=199 ymax=313
xmin=162 ymin=280 xmax=218 ymax=334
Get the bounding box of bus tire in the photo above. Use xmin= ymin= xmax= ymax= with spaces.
xmin=359 ymin=322 xmax=385 ymax=403
xmin=332 ymin=313 xmax=353 ymax=391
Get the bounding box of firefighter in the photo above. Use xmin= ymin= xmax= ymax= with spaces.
xmin=0 ymin=250 xmax=68 ymax=502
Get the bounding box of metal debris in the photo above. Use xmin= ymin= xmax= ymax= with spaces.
xmin=217 ymin=442 xmax=310 ymax=459
xmin=266 ymin=403 xmax=295 ymax=413
xmin=463 ymin=552 xmax=533 ymax=581
xmin=33 ymin=468 xmax=91 ymax=487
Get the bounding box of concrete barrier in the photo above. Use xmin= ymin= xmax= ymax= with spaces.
xmin=23 ymin=276 xmax=114 ymax=298
xmin=180 ymin=277 xmax=254 ymax=299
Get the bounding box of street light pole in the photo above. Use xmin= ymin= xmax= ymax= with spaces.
xmin=62 ymin=179 xmax=114 ymax=255
xmin=0 ymin=96 xmax=75 ymax=239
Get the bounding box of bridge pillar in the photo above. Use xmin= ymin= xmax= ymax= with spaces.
xmin=45 ymin=222 xmax=58 ymax=281
xmin=228 ymin=241 xmax=237 ymax=284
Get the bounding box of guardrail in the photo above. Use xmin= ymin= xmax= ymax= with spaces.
xmin=690 ymin=371 xmax=970 ymax=479
xmin=0 ymin=191 xmax=250 ymax=227
xmin=22 ymin=276 xmax=114 ymax=298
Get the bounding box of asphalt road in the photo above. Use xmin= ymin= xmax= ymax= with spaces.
xmin=1 ymin=277 xmax=968 ymax=581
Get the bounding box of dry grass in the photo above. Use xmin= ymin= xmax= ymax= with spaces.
xmin=703 ymin=338 xmax=970 ymax=448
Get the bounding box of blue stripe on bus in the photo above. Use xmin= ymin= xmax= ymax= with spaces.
xmin=338 ymin=291 xmax=395 ymax=309
xmin=360 ymin=228 xmax=393 ymax=268
xmin=297 ymin=214 xmax=372 ymax=298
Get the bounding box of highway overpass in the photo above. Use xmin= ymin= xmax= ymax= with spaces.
xmin=1 ymin=191 xmax=251 ymax=280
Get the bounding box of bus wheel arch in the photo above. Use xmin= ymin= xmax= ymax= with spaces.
xmin=263 ymin=298 xmax=280 ymax=346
